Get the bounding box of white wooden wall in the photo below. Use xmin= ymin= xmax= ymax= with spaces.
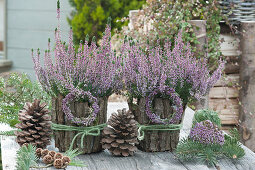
xmin=0 ymin=0 xmax=4 ymax=42
xmin=6 ymin=0 xmax=72 ymax=79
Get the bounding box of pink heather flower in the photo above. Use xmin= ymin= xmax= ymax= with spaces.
xmin=122 ymin=31 xmax=224 ymax=124
xmin=189 ymin=120 xmax=225 ymax=145
xmin=33 ymin=2 xmax=122 ymax=126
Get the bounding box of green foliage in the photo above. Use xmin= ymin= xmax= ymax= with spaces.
xmin=176 ymin=127 xmax=245 ymax=166
xmin=0 ymin=73 xmax=51 ymax=127
xmin=113 ymin=0 xmax=223 ymax=70
xmin=64 ymin=149 xmax=86 ymax=167
xmin=0 ymin=130 xmax=21 ymax=136
xmin=68 ymin=0 xmax=146 ymax=45
xmin=193 ymin=109 xmax=221 ymax=127
xmin=0 ymin=142 xmax=2 ymax=170
xmin=15 ymin=144 xmax=38 ymax=170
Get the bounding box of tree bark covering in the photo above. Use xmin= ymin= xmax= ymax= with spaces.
xmin=52 ymin=95 xmax=108 ymax=153
xmin=128 ymin=98 xmax=181 ymax=152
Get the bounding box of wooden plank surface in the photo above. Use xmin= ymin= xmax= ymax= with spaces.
xmin=2 ymin=103 xmax=255 ymax=170
xmin=209 ymin=87 xmax=239 ymax=99
xmin=214 ymin=74 xmax=239 ymax=87
xmin=209 ymin=98 xmax=239 ymax=125
xmin=220 ymin=34 xmax=241 ymax=57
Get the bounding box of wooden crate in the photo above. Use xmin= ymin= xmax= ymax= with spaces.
xmin=208 ymin=33 xmax=240 ymax=126
xmin=209 ymin=98 xmax=239 ymax=125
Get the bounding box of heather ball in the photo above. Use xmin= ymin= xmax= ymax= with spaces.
xmin=189 ymin=120 xmax=224 ymax=145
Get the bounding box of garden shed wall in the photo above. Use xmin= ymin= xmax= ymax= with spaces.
xmin=6 ymin=0 xmax=72 ymax=79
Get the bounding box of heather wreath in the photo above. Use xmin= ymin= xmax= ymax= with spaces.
xmin=33 ymin=2 xmax=122 ymax=126
xmin=122 ymin=32 xmax=225 ymax=124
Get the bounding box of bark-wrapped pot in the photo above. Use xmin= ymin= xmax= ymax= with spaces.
xmin=129 ymin=98 xmax=185 ymax=152
xmin=52 ymin=95 xmax=108 ymax=153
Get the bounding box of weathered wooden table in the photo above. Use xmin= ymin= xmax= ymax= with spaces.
xmin=1 ymin=102 xmax=255 ymax=170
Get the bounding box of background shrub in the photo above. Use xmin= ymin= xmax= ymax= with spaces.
xmin=68 ymin=0 xmax=146 ymax=45
xmin=0 ymin=73 xmax=51 ymax=127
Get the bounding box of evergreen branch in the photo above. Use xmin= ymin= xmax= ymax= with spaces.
xmin=64 ymin=149 xmax=86 ymax=167
xmin=176 ymin=131 xmax=245 ymax=167
xmin=0 ymin=130 xmax=21 ymax=136
xmin=15 ymin=144 xmax=38 ymax=170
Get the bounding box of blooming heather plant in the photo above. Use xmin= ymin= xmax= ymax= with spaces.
xmin=122 ymin=31 xmax=224 ymax=124
xmin=33 ymin=1 xmax=122 ymax=126
xmin=189 ymin=120 xmax=224 ymax=146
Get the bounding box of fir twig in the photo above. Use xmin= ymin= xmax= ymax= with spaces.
xmin=64 ymin=149 xmax=86 ymax=167
xmin=15 ymin=144 xmax=38 ymax=170
xmin=0 ymin=130 xmax=21 ymax=136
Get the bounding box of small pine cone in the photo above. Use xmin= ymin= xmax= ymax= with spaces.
xmin=43 ymin=154 xmax=54 ymax=164
xmin=41 ymin=149 xmax=49 ymax=158
xmin=54 ymin=153 xmax=63 ymax=160
xmin=62 ymin=156 xmax=71 ymax=165
xmin=101 ymin=109 xmax=138 ymax=157
xmin=49 ymin=151 xmax=56 ymax=158
xmin=35 ymin=148 xmax=43 ymax=158
xmin=54 ymin=159 xmax=64 ymax=169
xmin=15 ymin=99 xmax=52 ymax=149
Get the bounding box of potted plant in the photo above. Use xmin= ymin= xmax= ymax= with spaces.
xmin=122 ymin=32 xmax=225 ymax=152
xmin=32 ymin=1 xmax=122 ymax=153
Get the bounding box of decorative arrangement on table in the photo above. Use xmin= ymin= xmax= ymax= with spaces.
xmin=121 ymin=32 xmax=225 ymax=152
xmin=32 ymin=1 xmax=122 ymax=153
xmin=101 ymin=109 xmax=138 ymax=156
xmin=176 ymin=109 xmax=245 ymax=167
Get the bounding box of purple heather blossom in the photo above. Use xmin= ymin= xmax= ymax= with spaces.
xmin=189 ymin=120 xmax=225 ymax=145
xmin=32 ymin=3 xmax=122 ymax=126
xmin=122 ymin=31 xmax=224 ymax=124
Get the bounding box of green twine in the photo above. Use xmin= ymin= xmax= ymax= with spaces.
xmin=51 ymin=123 xmax=106 ymax=150
xmin=52 ymin=122 xmax=182 ymax=150
xmin=137 ymin=123 xmax=182 ymax=140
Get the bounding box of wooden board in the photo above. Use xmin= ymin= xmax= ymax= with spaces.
xmin=214 ymin=74 xmax=239 ymax=87
xmin=220 ymin=34 xmax=241 ymax=57
xmin=209 ymin=96 xmax=239 ymax=125
xmin=209 ymin=87 xmax=239 ymax=99
xmin=2 ymin=104 xmax=255 ymax=170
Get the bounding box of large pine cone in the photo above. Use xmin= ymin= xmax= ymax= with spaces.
xmin=101 ymin=109 xmax=138 ymax=156
xmin=15 ymin=99 xmax=52 ymax=148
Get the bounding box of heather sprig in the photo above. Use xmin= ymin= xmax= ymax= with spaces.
xmin=33 ymin=2 xmax=122 ymax=126
xmin=189 ymin=120 xmax=225 ymax=146
xmin=122 ymin=31 xmax=224 ymax=124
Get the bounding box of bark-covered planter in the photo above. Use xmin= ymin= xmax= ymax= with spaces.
xmin=128 ymin=98 xmax=184 ymax=152
xmin=52 ymin=95 xmax=108 ymax=153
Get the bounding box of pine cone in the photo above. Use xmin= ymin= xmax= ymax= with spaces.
xmin=15 ymin=99 xmax=52 ymax=149
xmin=54 ymin=159 xmax=64 ymax=169
xmin=35 ymin=148 xmax=43 ymax=158
xmin=41 ymin=149 xmax=49 ymax=158
xmin=62 ymin=156 xmax=71 ymax=165
xmin=43 ymin=154 xmax=54 ymax=164
xmin=101 ymin=109 xmax=138 ymax=156
xmin=49 ymin=151 xmax=56 ymax=158
xmin=54 ymin=153 xmax=63 ymax=160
